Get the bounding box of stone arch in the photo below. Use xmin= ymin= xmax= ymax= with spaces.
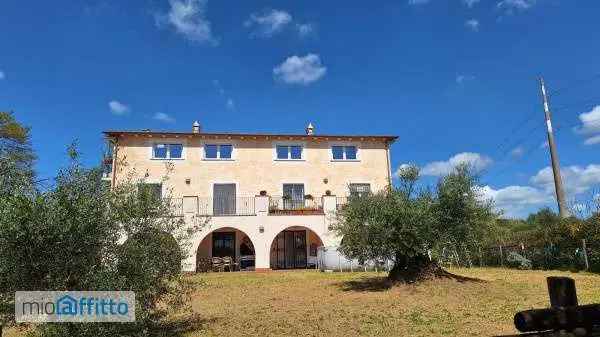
xmin=195 ymin=226 xmax=257 ymax=272
xmin=268 ymin=226 xmax=324 ymax=270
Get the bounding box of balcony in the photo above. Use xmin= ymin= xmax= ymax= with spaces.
xmin=168 ymin=197 xmax=256 ymax=216
xmin=268 ymin=196 xmax=324 ymax=215
xmin=167 ymin=195 xmax=342 ymax=217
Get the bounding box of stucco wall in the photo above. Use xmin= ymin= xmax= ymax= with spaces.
xmin=112 ymin=135 xmax=391 ymax=198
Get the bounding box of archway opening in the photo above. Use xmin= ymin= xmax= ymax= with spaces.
xmin=196 ymin=227 xmax=255 ymax=272
xmin=269 ymin=226 xmax=323 ymax=270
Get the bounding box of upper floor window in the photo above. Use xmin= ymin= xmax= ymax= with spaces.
xmin=276 ymin=145 xmax=303 ymax=160
xmin=153 ymin=143 xmax=183 ymax=159
xmin=349 ymin=183 xmax=371 ymax=198
xmin=204 ymin=144 xmax=233 ymax=160
xmin=332 ymin=145 xmax=357 ymax=160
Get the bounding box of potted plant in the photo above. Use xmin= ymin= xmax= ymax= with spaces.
xmin=325 ymin=190 xmax=332 ymax=196
xmin=259 ymin=190 xmax=267 ymax=196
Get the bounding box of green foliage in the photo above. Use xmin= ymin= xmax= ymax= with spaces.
xmin=505 ymin=251 xmax=532 ymax=270
xmin=0 ymin=151 xmax=202 ymax=336
xmin=334 ymin=164 xmax=497 ymax=280
xmin=433 ymin=165 xmax=496 ymax=249
xmin=0 ymin=112 xmax=36 ymax=196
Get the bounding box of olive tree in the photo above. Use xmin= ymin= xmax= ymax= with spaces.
xmin=335 ymin=165 xmax=438 ymax=282
xmin=334 ymin=164 xmax=497 ymax=282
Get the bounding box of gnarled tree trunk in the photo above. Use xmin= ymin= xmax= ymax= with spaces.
xmin=388 ymin=253 xmax=444 ymax=283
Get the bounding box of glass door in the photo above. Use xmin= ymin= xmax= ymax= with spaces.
xmin=271 ymin=230 xmax=307 ymax=269
xmin=213 ymin=184 xmax=236 ymax=215
xmin=212 ymin=232 xmax=236 ymax=259
xmin=282 ymin=184 xmax=304 ymax=210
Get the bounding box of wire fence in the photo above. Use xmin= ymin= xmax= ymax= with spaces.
xmin=316 ymin=240 xmax=600 ymax=274
xmin=437 ymin=239 xmax=600 ymax=273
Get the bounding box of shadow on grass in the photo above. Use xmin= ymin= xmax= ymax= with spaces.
xmin=338 ymin=276 xmax=393 ymax=292
xmin=338 ymin=270 xmax=485 ymax=293
xmin=151 ymin=314 xmax=216 ymax=337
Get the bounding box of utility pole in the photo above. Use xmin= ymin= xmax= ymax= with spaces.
xmin=539 ymin=77 xmax=569 ymax=218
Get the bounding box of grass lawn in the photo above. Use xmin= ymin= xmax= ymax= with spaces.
xmin=170 ymin=268 xmax=600 ymax=337
xmin=7 ymin=268 xmax=600 ymax=336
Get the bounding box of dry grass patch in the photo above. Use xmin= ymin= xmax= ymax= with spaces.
xmin=6 ymin=268 xmax=600 ymax=337
xmin=176 ymin=268 xmax=600 ymax=337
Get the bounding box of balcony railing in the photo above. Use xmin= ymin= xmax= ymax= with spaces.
xmin=269 ymin=196 xmax=324 ymax=215
xmin=200 ymin=197 xmax=255 ymax=216
xmin=166 ymin=197 xmax=256 ymax=216
xmin=336 ymin=197 xmax=349 ymax=211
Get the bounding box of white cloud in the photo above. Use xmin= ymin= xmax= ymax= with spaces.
xmin=465 ymin=19 xmax=480 ymax=32
xmin=0 ymin=70 xmax=5 ymax=80
xmin=408 ymin=0 xmax=431 ymax=5
xmin=574 ymin=105 xmax=600 ymax=145
xmin=245 ymin=9 xmax=292 ymax=37
xmin=480 ymin=185 xmax=552 ymax=218
xmin=456 ymin=74 xmax=475 ymax=84
xmin=421 ymin=152 xmax=493 ymax=176
xmin=531 ymin=164 xmax=600 ymax=196
xmin=575 ymin=106 xmax=600 ymax=135
xmin=153 ymin=112 xmax=175 ymax=123
xmin=156 ymin=0 xmax=217 ymax=45
xmin=510 ymin=146 xmax=525 ymax=158
xmin=296 ymin=23 xmax=315 ymax=37
xmin=463 ymin=0 xmax=481 ymax=7
xmin=584 ymin=135 xmax=600 ymax=146
xmin=108 ymin=100 xmax=129 ymax=115
xmin=226 ymin=98 xmax=235 ymax=110
xmin=497 ymin=0 xmax=537 ymax=14
xmin=273 ymin=54 xmax=327 ymax=85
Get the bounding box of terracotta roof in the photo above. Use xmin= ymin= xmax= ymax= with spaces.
xmin=102 ymin=130 xmax=398 ymax=143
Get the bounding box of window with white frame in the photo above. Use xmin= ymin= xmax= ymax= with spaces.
xmin=276 ymin=144 xmax=303 ymax=160
xmin=349 ymin=183 xmax=371 ymax=198
xmin=152 ymin=143 xmax=183 ymax=159
xmin=332 ymin=145 xmax=358 ymax=160
xmin=204 ymin=144 xmax=233 ymax=160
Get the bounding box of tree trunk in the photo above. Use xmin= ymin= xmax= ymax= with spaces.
xmin=388 ymin=253 xmax=444 ymax=283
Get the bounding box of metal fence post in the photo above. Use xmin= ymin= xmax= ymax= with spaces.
xmin=582 ymin=239 xmax=590 ymax=271
xmin=520 ymin=242 xmax=527 ymax=261
xmin=464 ymin=245 xmax=472 ymax=268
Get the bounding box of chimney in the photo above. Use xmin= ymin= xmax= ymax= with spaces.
xmin=192 ymin=121 xmax=201 ymax=134
xmin=306 ymin=122 xmax=315 ymax=135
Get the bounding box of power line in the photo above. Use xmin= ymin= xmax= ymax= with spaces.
xmin=548 ymin=73 xmax=600 ymax=98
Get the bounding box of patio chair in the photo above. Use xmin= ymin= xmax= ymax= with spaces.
xmin=222 ymin=256 xmax=237 ymax=272
xmin=211 ymin=257 xmax=224 ymax=272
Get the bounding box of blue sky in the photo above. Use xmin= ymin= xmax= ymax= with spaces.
xmin=1 ymin=0 xmax=599 ymax=218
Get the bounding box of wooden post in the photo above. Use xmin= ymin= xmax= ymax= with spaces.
xmin=547 ymin=277 xmax=578 ymax=308
xmin=582 ymin=239 xmax=590 ymax=271
xmin=499 ymin=245 xmax=504 ymax=267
